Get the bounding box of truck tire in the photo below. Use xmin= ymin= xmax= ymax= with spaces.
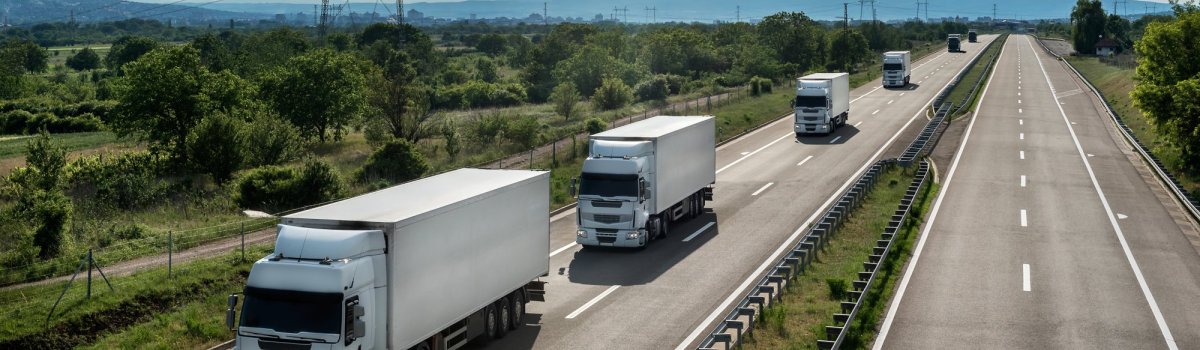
xmin=496 ymin=298 xmax=511 ymax=338
xmin=660 ymin=217 xmax=671 ymax=239
xmin=509 ymin=292 xmax=525 ymax=330
xmin=473 ymin=305 xmax=498 ymax=345
xmin=647 ymin=217 xmax=660 ymax=241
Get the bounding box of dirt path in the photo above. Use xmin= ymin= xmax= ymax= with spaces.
xmin=0 ymin=228 xmax=277 ymax=291
xmin=483 ymin=91 xmax=740 ymax=169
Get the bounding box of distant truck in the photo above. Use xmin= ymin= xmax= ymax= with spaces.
xmin=948 ymin=34 xmax=963 ymax=52
xmin=882 ymin=51 xmax=911 ymax=88
xmin=225 ymin=168 xmax=550 ymax=350
xmin=571 ymin=116 xmax=715 ymax=248
xmin=968 ymin=29 xmax=978 ymax=43
xmin=793 ymin=73 xmax=850 ymax=136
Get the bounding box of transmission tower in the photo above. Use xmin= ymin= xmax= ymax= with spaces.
xmin=319 ymin=0 xmax=331 ymax=37
xmin=544 ymin=2 xmax=548 ymax=25
xmin=645 ymin=6 xmax=656 ymax=23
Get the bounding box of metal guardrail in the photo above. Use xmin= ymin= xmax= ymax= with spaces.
xmin=697 ymin=159 xmax=894 ymax=350
xmin=951 ymin=34 xmax=1007 ymax=116
xmin=697 ymin=36 xmax=1006 ymax=350
xmin=817 ymin=160 xmax=929 ymax=349
xmin=1032 ymin=37 xmax=1200 ymax=222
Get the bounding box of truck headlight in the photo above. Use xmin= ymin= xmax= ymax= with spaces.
xmin=577 ymin=230 xmax=587 ymax=238
xmin=627 ymin=231 xmax=641 ymax=239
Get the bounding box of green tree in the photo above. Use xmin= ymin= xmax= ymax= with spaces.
xmin=592 ymin=76 xmax=634 ymax=111
xmin=259 ymin=49 xmax=373 ymax=142
xmin=114 ymin=46 xmax=254 ymax=166
xmin=3 ymin=39 xmax=48 ymax=73
xmin=757 ymin=12 xmax=827 ymax=75
xmin=1105 ymin=14 xmax=1132 ymax=49
xmin=242 ymin=112 xmax=305 ymax=167
xmin=555 ymin=45 xmax=639 ymax=97
xmin=1071 ymin=0 xmax=1107 ymax=54
xmin=1132 ymin=10 xmax=1200 ymax=175
xmin=827 ymin=29 xmax=871 ymax=72
xmin=550 ymin=81 xmax=582 ymax=121
xmin=505 ymin=116 xmax=543 ymax=150
xmin=65 ymin=47 xmax=101 ymax=71
xmin=105 ymin=36 xmax=161 ymax=74
xmin=475 ymin=56 xmax=499 ymax=83
xmin=476 ymin=33 xmax=508 ymax=55
xmin=186 ymin=114 xmax=244 ymax=183
xmin=192 ymin=33 xmax=233 ymax=72
xmin=6 ymin=131 xmax=72 ymax=259
xmin=357 ymin=140 xmax=429 ymax=184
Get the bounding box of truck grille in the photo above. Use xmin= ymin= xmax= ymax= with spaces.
xmin=803 ymin=116 xmax=820 ymax=121
xmin=591 ymin=201 xmax=623 ymax=208
xmin=593 ymin=214 xmax=622 ymax=224
xmin=597 ymin=235 xmax=617 ymax=244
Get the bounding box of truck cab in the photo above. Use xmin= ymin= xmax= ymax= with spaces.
xmin=794 ymin=73 xmax=850 ymax=136
xmin=232 ymin=226 xmax=385 ymax=350
xmin=575 ymin=140 xmax=654 ymax=247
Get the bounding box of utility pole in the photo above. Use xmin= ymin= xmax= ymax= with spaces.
xmin=314 ymin=5 xmax=319 ymax=28
xmin=859 ymin=0 xmax=865 ymax=21
xmin=993 ymin=3 xmax=997 ymax=22
xmin=623 ymin=6 xmax=628 ymax=23
xmin=737 ymin=5 xmax=740 ymax=23
xmin=544 ymin=2 xmax=548 ymax=25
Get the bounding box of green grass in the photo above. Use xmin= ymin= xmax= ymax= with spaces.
xmin=45 ymin=46 xmax=111 ymax=70
xmin=1066 ymin=56 xmax=1200 ymax=196
xmin=742 ymin=165 xmax=915 ymax=349
xmin=0 ymin=131 xmax=124 ymax=159
xmin=945 ymin=35 xmax=1007 ymax=118
xmin=0 ymin=245 xmax=269 ymax=348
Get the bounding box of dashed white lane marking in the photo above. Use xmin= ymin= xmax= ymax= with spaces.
xmin=1021 ymin=209 xmax=1028 ymax=227
xmin=740 ymin=152 xmax=749 ymax=155
xmin=854 ymin=121 xmax=863 ymax=127
xmin=682 ymin=222 xmax=716 ymax=242
xmin=1019 ymin=108 xmax=1023 ymax=114
xmin=830 ymin=136 xmax=843 ymax=144
xmin=1020 ymin=119 xmax=1024 ymax=125
xmin=1023 ymin=264 xmax=1032 ymax=292
xmin=1118 ymin=213 xmax=1129 ymax=220
xmin=888 ymin=100 xmax=894 ymax=104
xmin=873 ymin=109 xmax=880 ymax=115
xmin=797 ymin=155 xmax=814 ymax=167
xmin=751 ymin=182 xmax=775 ymax=196
xmin=566 ymin=285 xmax=620 ymax=319
xmin=1020 ymin=150 xmax=1026 ymax=159
xmin=716 ymin=133 xmax=792 ymax=174
xmin=1020 ymin=133 xmax=1025 ymax=140
xmin=1021 ymin=175 xmax=1027 ymax=187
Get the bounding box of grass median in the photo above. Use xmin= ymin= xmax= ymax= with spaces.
xmin=742 ymin=165 xmax=936 ymax=349
xmin=945 ymin=35 xmax=1007 ymax=119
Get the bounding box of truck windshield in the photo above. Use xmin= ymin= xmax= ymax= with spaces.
xmin=794 ymin=96 xmax=826 ymax=108
xmin=241 ymin=286 xmax=343 ymax=336
xmin=883 ymin=63 xmax=903 ymax=71
xmin=579 ymin=172 xmax=638 ymax=198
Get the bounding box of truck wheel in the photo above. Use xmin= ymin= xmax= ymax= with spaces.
xmin=414 ymin=342 xmax=432 ymax=350
xmin=509 ymin=292 xmax=525 ymax=330
xmin=496 ymin=299 xmax=511 ymax=338
xmin=474 ymin=305 xmax=498 ymax=344
xmin=689 ymin=195 xmax=699 ymax=219
xmin=660 ymin=217 xmax=671 ymax=239
xmin=647 ymin=217 xmax=660 ymax=241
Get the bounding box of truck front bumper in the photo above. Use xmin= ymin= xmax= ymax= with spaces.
xmin=795 ymin=123 xmax=830 ymax=135
xmin=577 ymin=228 xmax=647 ymax=248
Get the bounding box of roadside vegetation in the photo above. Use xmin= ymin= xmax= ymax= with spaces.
xmin=741 ymin=165 xmax=934 ymax=349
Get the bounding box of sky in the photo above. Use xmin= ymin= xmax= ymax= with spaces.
xmin=124 ymin=0 xmax=1183 ymax=22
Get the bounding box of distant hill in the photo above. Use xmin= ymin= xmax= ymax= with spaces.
xmin=0 ymin=0 xmax=271 ymax=25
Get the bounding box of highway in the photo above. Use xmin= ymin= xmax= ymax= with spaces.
xmin=874 ymin=35 xmax=1200 ymax=349
xmin=476 ymin=35 xmax=999 ymax=350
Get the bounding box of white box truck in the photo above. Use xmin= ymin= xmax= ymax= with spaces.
xmin=882 ymin=51 xmax=911 ymax=88
xmin=793 ymin=73 xmax=850 ymax=136
xmin=570 ymin=116 xmax=715 ymax=248
xmin=948 ymin=34 xmax=963 ymax=52
xmin=224 ymin=168 xmax=550 ymax=350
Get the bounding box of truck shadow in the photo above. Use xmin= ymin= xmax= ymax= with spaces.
xmin=794 ymin=126 xmax=860 ymax=145
xmin=886 ymin=83 xmax=921 ymax=91
xmin=564 ymin=211 xmax=721 ymax=286
xmin=469 ymin=314 xmax=543 ymax=349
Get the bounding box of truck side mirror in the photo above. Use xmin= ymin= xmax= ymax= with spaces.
xmin=225 ymin=294 xmax=239 ymax=331
xmin=641 ymin=181 xmax=651 ymax=201
xmin=569 ymin=178 xmax=578 ymax=198
xmin=353 ymin=304 xmax=366 ymax=338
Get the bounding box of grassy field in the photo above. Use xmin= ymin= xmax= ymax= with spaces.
xmin=741 ymin=165 xmax=917 ymax=349
xmin=945 ymin=35 xmax=1007 ymax=118
xmin=0 ymin=131 xmax=124 ymax=159
xmin=0 ymin=245 xmax=269 ymax=349
xmin=1067 ymin=56 xmax=1200 ymax=196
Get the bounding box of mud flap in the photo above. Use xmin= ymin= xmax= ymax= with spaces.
xmin=525 ymin=280 xmax=547 ymax=302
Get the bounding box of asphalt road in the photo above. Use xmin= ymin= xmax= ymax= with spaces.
xmin=874 ymin=35 xmax=1200 ymax=349
xmin=473 ymin=36 xmax=999 ymax=350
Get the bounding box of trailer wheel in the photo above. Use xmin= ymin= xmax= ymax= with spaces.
xmin=496 ymin=298 xmax=511 ymax=338
xmin=474 ymin=304 xmax=498 ymax=344
xmin=414 ymin=342 xmax=432 ymax=350
xmin=509 ymin=292 xmax=525 ymax=330
xmin=660 ymin=217 xmax=671 ymax=239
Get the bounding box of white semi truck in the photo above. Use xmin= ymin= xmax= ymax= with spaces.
xmin=571 ymin=116 xmax=716 ymax=248
xmin=948 ymin=34 xmax=963 ymax=52
xmin=225 ymin=168 xmax=550 ymax=350
xmin=882 ymin=51 xmax=911 ymax=88
xmin=793 ymin=73 xmax=850 ymax=136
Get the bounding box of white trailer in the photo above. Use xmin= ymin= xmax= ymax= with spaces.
xmin=571 ymin=116 xmax=716 ymax=248
xmin=793 ymin=73 xmax=850 ymax=136
xmin=882 ymin=51 xmax=911 ymax=88
xmin=226 ymin=168 xmax=550 ymax=350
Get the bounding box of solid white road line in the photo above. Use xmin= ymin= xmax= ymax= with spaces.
xmin=1021 ymin=175 xmax=1027 ymax=187
xmin=549 ymin=242 xmax=577 ymax=257
xmin=1023 ymin=264 xmax=1031 ymax=292
xmin=682 ymin=222 xmax=716 ymax=242
xmin=751 ymin=182 xmax=775 ymax=196
xmin=565 ymin=285 xmax=620 ymax=319
xmin=854 ymin=121 xmax=863 ymax=127
xmin=873 ymin=35 xmax=1007 ymax=350
xmin=1020 ymin=150 xmax=1025 ymax=159
xmin=716 ymin=133 xmax=792 ymax=174
xmin=1025 ymin=36 xmax=1178 ymax=349
xmin=1021 ymin=209 xmax=1028 ymax=227
xmin=830 ymin=136 xmax=843 ymax=144
xmin=797 ymin=155 xmax=814 ymax=167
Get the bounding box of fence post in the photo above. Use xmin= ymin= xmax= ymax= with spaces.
xmin=240 ymin=223 xmax=246 ymax=262
xmin=552 ymin=141 xmax=558 ymax=167
xmin=86 ymin=248 xmax=92 ymax=299
xmin=168 ymin=231 xmax=173 ymax=279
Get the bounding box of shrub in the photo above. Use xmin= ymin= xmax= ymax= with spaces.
xmin=468 ymin=112 xmax=507 ymax=145
xmin=356 ymin=140 xmax=429 ymax=185
xmin=30 ymin=191 xmax=72 ymax=259
xmin=585 ymin=118 xmax=606 ymax=135
xmin=592 ymin=77 xmax=634 ymax=111
xmin=67 ymin=152 xmax=167 ymax=209
xmin=234 ymin=160 xmax=345 ymax=212
xmin=826 ymin=278 xmax=848 ymax=300
xmin=187 ymin=114 xmax=245 ymax=183
xmin=749 ymin=76 xmax=774 ymax=96
xmin=505 ymin=116 xmax=543 ymax=150
xmin=1 ymin=110 xmax=32 ymax=134
xmin=635 ymin=76 xmax=670 ymax=102
xmin=242 ymin=113 xmax=304 ymax=167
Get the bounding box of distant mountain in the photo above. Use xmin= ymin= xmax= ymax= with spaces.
xmin=0 ymin=0 xmax=271 ymax=25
